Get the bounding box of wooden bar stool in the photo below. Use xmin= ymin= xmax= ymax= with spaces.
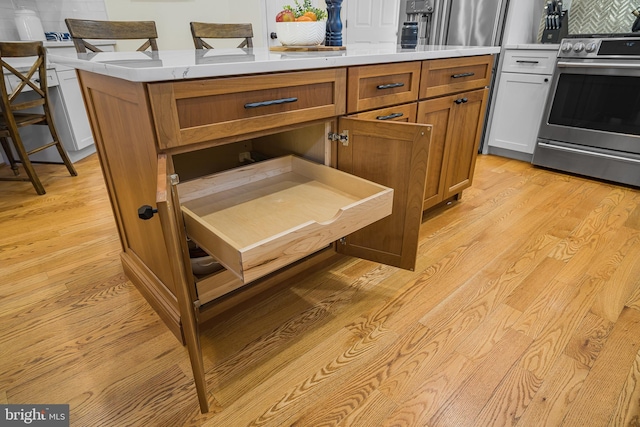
xmin=190 ymin=22 xmax=254 ymax=49
xmin=65 ymin=19 xmax=159 ymax=53
xmin=0 ymin=41 xmax=77 ymax=195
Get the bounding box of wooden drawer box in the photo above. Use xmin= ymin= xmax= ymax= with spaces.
xmin=349 ymin=102 xmax=417 ymax=123
xmin=148 ymin=69 xmax=346 ymax=150
xmin=178 ymin=155 xmax=393 ymax=284
xmin=420 ymin=55 xmax=493 ymax=99
xmin=347 ymin=62 xmax=421 ymax=113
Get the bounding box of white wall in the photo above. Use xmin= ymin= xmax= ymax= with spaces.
xmin=0 ymin=0 xmax=108 ymax=41
xmin=103 ymin=0 xmax=265 ymax=50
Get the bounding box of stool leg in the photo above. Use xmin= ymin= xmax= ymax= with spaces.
xmin=0 ymin=136 xmax=20 ymax=176
xmin=10 ymin=132 xmax=46 ymax=195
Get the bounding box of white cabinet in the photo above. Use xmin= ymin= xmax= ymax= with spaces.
xmin=52 ymin=69 xmax=94 ymax=151
xmin=487 ymin=48 xmax=556 ymax=160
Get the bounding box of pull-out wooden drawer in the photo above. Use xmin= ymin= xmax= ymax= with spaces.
xmin=349 ymin=102 xmax=417 ymax=123
xmin=178 ymin=155 xmax=393 ymax=284
xmin=420 ymin=55 xmax=493 ymax=99
xmin=148 ymin=69 xmax=346 ymax=150
xmin=347 ymin=62 xmax=421 ymax=113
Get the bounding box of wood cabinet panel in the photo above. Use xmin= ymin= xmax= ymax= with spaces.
xmin=347 ymin=62 xmax=421 ymax=113
xmin=420 ymin=55 xmax=493 ymax=99
xmin=416 ymin=96 xmax=451 ymax=210
xmin=443 ymin=88 xmax=488 ymax=198
xmin=148 ymin=69 xmax=346 ymax=150
xmin=336 ymin=117 xmax=431 ymax=270
xmin=417 ymin=88 xmax=488 ymax=209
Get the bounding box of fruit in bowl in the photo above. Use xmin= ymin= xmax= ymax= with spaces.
xmin=275 ymin=0 xmax=327 ymax=46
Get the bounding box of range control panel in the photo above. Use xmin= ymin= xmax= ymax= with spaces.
xmin=559 ymin=37 xmax=640 ymax=59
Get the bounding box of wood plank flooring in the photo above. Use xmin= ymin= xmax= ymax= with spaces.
xmin=1 ymin=153 xmax=640 ymax=426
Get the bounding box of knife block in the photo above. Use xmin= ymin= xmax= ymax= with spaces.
xmin=542 ymin=11 xmax=568 ymax=44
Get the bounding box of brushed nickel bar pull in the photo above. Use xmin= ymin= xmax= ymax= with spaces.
xmin=516 ymin=60 xmax=540 ymax=64
xmin=451 ymin=72 xmax=475 ymax=78
xmin=244 ymin=97 xmax=298 ymax=109
xmin=376 ymin=112 xmax=404 ymax=120
xmin=377 ymin=83 xmax=405 ymax=89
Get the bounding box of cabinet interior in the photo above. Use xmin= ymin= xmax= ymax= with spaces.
xmin=172 ymin=122 xmax=330 ymax=182
xmin=171 ymin=121 xmax=333 ymax=283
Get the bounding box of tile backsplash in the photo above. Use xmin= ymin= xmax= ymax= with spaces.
xmin=0 ymin=0 xmax=108 ymax=41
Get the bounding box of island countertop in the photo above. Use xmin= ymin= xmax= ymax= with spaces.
xmin=47 ymin=44 xmax=500 ymax=83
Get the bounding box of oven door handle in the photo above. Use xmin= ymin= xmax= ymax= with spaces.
xmin=557 ymin=60 xmax=640 ymax=70
xmin=538 ymin=142 xmax=640 ymax=164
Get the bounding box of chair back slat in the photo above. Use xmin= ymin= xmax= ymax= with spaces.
xmin=65 ymin=19 xmax=159 ymax=53
xmin=0 ymin=42 xmax=48 ymax=109
xmin=190 ymin=22 xmax=254 ymax=49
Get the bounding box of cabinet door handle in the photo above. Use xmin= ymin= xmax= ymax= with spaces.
xmin=462 ymin=97 xmax=468 ymax=103
xmin=377 ymin=83 xmax=405 ymax=90
xmin=376 ymin=112 xmax=404 ymax=120
xmin=454 ymin=98 xmax=463 ymax=104
xmin=516 ymin=60 xmax=540 ymax=64
xmin=244 ymin=97 xmax=298 ymax=109
xmin=451 ymin=72 xmax=475 ymax=79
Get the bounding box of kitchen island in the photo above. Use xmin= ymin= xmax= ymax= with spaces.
xmin=49 ymin=44 xmax=499 ymax=412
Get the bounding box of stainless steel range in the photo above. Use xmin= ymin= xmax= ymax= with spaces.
xmin=533 ymin=35 xmax=640 ymax=187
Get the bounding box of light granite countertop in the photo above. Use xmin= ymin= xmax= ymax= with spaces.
xmin=48 ymin=44 xmax=501 ymax=83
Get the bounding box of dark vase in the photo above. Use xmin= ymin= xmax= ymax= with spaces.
xmin=325 ymin=0 xmax=343 ymax=46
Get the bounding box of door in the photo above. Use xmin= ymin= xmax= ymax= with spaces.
xmin=264 ymin=0 xmax=326 ymax=47
xmin=443 ymin=88 xmax=488 ymax=198
xmin=346 ymin=0 xmax=400 ymax=46
xmin=416 ymin=96 xmax=452 ymax=210
xmin=336 ymin=117 xmax=431 ymax=271
xmin=487 ymin=72 xmax=551 ymax=155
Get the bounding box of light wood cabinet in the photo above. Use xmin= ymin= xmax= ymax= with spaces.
xmin=76 ymin=54 xmax=491 ymax=412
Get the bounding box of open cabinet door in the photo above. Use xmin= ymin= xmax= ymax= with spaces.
xmin=336 ymin=117 xmax=431 ymax=270
xmin=155 ymin=154 xmax=209 ymax=413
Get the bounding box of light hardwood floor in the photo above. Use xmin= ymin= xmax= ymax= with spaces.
xmin=1 ymin=153 xmax=640 ymax=426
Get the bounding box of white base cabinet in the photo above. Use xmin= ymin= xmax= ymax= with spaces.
xmin=487 ymin=47 xmax=556 ymax=160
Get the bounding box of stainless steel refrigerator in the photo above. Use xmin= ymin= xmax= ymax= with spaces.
xmin=440 ymin=0 xmax=510 ymax=46
xmin=397 ymin=0 xmax=510 ymax=47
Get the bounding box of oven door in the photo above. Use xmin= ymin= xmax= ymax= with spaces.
xmin=537 ymin=59 xmax=640 ymax=155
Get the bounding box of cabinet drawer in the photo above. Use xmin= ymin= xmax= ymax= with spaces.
xmin=501 ymin=49 xmax=557 ymax=75
xmin=347 ymin=62 xmax=421 ymax=113
xmin=148 ymin=69 xmax=346 ymax=150
xmin=5 ymin=68 xmax=58 ymax=91
xmin=420 ymin=55 xmax=493 ymax=99
xmin=349 ymin=102 xmax=417 ymax=123
xmin=178 ymin=155 xmax=393 ymax=284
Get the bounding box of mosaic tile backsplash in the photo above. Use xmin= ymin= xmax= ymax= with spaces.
xmin=538 ymin=0 xmax=638 ymax=41
xmin=0 ymin=0 xmax=107 ymax=41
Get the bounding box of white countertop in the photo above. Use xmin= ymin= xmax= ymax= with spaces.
xmin=47 ymin=44 xmax=500 ymax=83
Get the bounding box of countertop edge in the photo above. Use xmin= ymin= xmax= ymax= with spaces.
xmin=48 ymin=45 xmax=501 ymax=83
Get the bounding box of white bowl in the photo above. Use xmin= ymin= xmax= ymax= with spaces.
xmin=276 ymin=21 xmax=326 ymax=46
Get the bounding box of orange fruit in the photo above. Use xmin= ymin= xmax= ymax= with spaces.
xmin=296 ymin=16 xmax=313 ymax=21
xmin=303 ymin=11 xmax=317 ymax=21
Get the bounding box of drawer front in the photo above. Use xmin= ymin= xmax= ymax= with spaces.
xmin=148 ymin=68 xmax=346 ymax=150
xmin=347 ymin=62 xmax=421 ymax=113
xmin=501 ymin=49 xmax=557 ymax=75
xmin=5 ymin=69 xmax=59 ymax=92
xmin=420 ymin=55 xmax=493 ymax=99
xmin=349 ymin=102 xmax=417 ymax=123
